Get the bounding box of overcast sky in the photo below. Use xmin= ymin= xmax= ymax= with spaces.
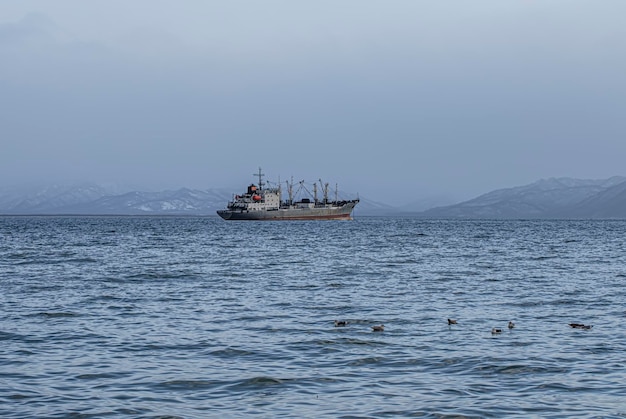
xmin=1 ymin=1 xmax=625 ymax=205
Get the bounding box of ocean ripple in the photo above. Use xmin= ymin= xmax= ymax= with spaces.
xmin=1 ymin=217 xmax=626 ymax=417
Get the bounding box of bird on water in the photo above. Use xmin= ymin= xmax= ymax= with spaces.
xmin=371 ymin=325 xmax=385 ymax=332
xmin=569 ymin=323 xmax=592 ymax=329
xmin=508 ymin=321 xmax=515 ymax=329
xmin=448 ymin=318 xmax=458 ymax=325
xmin=334 ymin=320 xmax=348 ymax=327
xmin=491 ymin=328 xmax=503 ymax=334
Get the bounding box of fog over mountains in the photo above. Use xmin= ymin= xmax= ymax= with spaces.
xmin=1 ymin=177 xmax=626 ymax=218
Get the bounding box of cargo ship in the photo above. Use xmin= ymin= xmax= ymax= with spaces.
xmin=217 ymin=168 xmax=359 ymax=220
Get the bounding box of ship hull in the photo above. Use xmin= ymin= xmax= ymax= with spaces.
xmin=217 ymin=202 xmax=357 ymax=221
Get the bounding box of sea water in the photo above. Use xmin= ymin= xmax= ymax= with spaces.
xmin=1 ymin=216 xmax=625 ymax=418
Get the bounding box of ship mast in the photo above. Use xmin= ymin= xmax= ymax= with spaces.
xmin=254 ymin=167 xmax=265 ymax=190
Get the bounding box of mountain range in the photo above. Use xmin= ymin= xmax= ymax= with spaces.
xmin=418 ymin=176 xmax=626 ymax=219
xmin=1 ymin=176 xmax=626 ymax=218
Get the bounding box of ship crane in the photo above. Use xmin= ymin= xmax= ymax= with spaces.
xmin=296 ymin=180 xmax=314 ymax=201
xmin=319 ymin=179 xmax=330 ymax=204
xmin=284 ymin=177 xmax=295 ymax=205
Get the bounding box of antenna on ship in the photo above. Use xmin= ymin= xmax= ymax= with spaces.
xmin=254 ymin=167 xmax=265 ymax=190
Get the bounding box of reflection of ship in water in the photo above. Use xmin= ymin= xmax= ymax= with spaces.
xmin=217 ymin=168 xmax=359 ymax=220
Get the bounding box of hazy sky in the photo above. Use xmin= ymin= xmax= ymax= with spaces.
xmin=1 ymin=1 xmax=625 ymax=205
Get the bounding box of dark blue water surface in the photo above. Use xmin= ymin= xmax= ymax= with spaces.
xmin=1 ymin=216 xmax=626 ymax=418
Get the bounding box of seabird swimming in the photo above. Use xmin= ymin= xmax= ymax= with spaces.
xmin=371 ymin=325 xmax=385 ymax=332
xmin=569 ymin=323 xmax=592 ymax=329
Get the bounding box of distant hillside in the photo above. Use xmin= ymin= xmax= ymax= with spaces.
xmin=62 ymin=188 xmax=233 ymax=215
xmin=2 ymin=177 xmax=626 ymax=218
xmin=0 ymin=183 xmax=116 ymax=214
xmin=563 ymin=180 xmax=626 ymax=218
xmin=419 ymin=176 xmax=626 ymax=219
xmin=0 ymin=183 xmax=380 ymax=216
xmin=0 ymin=184 xmax=232 ymax=215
